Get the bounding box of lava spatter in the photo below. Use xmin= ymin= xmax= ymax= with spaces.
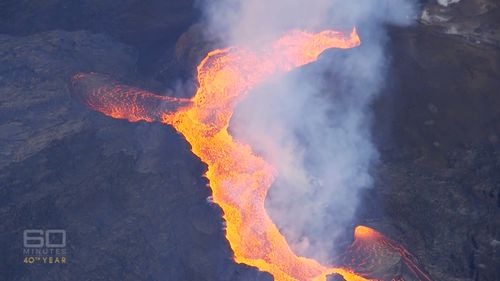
xmin=339 ymin=226 xmax=432 ymax=281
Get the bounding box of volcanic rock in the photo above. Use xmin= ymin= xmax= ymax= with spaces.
xmin=0 ymin=30 xmax=269 ymax=281
xmin=0 ymin=30 xmax=136 ymax=170
xmin=0 ymin=0 xmax=198 ymax=47
xmin=357 ymin=25 xmax=500 ymax=281
xmin=420 ymin=0 xmax=500 ymax=46
xmin=0 ymin=2 xmax=499 ymax=281
xmin=326 ymin=273 xmax=346 ymax=281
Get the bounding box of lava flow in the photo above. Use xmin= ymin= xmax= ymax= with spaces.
xmin=71 ymin=28 xmax=431 ymax=281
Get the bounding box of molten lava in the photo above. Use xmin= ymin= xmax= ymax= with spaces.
xmin=340 ymin=226 xmax=432 ymax=281
xmin=71 ymin=28 xmax=431 ymax=281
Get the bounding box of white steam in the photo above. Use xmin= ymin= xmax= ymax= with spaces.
xmin=197 ymin=0 xmax=416 ymax=264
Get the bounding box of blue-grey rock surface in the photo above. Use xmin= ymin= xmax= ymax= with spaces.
xmin=0 ymin=1 xmax=498 ymax=281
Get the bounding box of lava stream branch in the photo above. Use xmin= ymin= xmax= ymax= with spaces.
xmin=70 ymin=72 xmax=192 ymax=123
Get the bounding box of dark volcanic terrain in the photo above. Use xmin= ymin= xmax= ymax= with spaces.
xmin=0 ymin=1 xmax=499 ymax=281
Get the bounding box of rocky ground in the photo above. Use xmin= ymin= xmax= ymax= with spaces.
xmin=0 ymin=29 xmax=272 ymax=281
xmin=420 ymin=0 xmax=500 ymax=46
xmin=0 ymin=1 xmax=499 ymax=281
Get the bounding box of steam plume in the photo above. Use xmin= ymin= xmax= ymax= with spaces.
xmin=196 ymin=0 xmax=415 ymax=264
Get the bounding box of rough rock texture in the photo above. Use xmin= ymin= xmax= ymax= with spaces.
xmin=378 ymin=25 xmax=500 ymax=156
xmin=0 ymin=1 xmax=499 ymax=281
xmin=0 ymin=30 xmax=270 ymax=281
xmin=0 ymin=30 xmax=136 ymax=169
xmin=420 ymin=0 xmax=500 ymax=46
xmin=0 ymin=0 xmax=198 ymax=82
xmin=370 ymin=144 xmax=500 ymax=281
xmin=148 ymin=23 xmax=219 ymax=88
xmin=356 ymin=25 xmax=500 ymax=281
xmin=0 ymin=0 xmax=197 ymax=47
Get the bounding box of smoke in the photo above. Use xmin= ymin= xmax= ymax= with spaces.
xmin=196 ymin=0 xmax=416 ymax=264
xmin=198 ymin=0 xmax=414 ymax=46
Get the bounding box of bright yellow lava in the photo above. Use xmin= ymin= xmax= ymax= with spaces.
xmin=162 ymin=29 xmax=365 ymax=281
xmin=73 ymin=27 xmax=432 ymax=281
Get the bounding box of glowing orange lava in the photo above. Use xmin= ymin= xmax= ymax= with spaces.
xmin=342 ymin=226 xmax=432 ymax=281
xmin=71 ymin=28 xmax=431 ymax=281
xmin=163 ymin=28 xmax=363 ymax=281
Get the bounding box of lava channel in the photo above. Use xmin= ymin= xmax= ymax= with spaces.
xmin=70 ymin=28 xmax=431 ymax=281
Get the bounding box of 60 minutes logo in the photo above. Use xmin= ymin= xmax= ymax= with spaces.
xmin=24 ymin=230 xmax=66 ymax=248
xmin=23 ymin=229 xmax=67 ymax=264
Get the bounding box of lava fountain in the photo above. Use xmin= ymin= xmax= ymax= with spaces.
xmin=70 ymin=28 xmax=431 ymax=281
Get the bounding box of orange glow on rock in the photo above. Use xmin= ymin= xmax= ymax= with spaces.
xmin=354 ymin=226 xmax=380 ymax=240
